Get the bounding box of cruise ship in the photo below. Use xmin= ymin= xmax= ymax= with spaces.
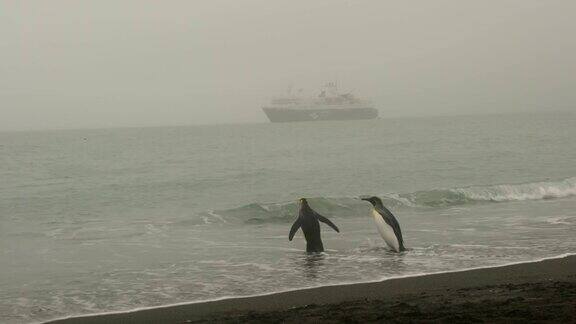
xmin=262 ymin=83 xmax=378 ymax=122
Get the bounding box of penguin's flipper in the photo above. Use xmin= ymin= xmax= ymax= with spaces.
xmin=315 ymin=213 xmax=340 ymax=233
xmin=377 ymin=206 xmax=405 ymax=250
xmin=289 ymin=218 xmax=302 ymax=241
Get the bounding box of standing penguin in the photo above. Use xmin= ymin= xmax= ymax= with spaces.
xmin=289 ymin=198 xmax=340 ymax=252
xmin=361 ymin=196 xmax=406 ymax=252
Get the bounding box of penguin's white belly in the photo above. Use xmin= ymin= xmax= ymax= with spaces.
xmin=372 ymin=209 xmax=400 ymax=252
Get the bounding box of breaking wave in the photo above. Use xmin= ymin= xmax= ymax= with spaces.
xmin=450 ymin=177 xmax=576 ymax=202
xmin=195 ymin=177 xmax=576 ymax=224
xmin=402 ymin=177 xmax=576 ymax=207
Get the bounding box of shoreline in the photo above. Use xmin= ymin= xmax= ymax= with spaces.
xmin=46 ymin=254 xmax=576 ymax=323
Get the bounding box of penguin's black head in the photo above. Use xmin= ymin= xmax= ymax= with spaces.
xmin=298 ymin=198 xmax=310 ymax=210
xmin=361 ymin=196 xmax=382 ymax=207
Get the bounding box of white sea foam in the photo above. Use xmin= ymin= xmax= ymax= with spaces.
xmin=42 ymin=253 xmax=576 ymax=324
xmin=453 ymin=177 xmax=576 ymax=202
xmin=203 ymin=177 xmax=576 ymax=221
xmin=206 ymin=211 xmax=228 ymax=223
xmin=546 ymin=216 xmax=575 ymax=225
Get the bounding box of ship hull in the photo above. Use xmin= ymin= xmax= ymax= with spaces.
xmin=262 ymin=107 xmax=378 ymax=123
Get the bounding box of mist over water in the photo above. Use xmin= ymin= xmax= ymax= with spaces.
xmin=3 ymin=1 xmax=576 ymax=131
xmin=1 ymin=112 xmax=576 ymax=323
xmin=3 ymin=1 xmax=576 ymax=322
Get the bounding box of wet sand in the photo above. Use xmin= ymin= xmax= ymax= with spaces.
xmin=47 ymin=255 xmax=576 ymax=323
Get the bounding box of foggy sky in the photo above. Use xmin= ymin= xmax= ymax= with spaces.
xmin=1 ymin=1 xmax=575 ymax=131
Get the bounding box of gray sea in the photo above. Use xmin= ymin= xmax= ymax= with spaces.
xmin=1 ymin=112 xmax=575 ymax=323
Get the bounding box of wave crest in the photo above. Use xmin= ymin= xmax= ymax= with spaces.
xmin=193 ymin=177 xmax=576 ymax=224
xmin=400 ymin=177 xmax=576 ymax=207
xmin=448 ymin=177 xmax=576 ymax=204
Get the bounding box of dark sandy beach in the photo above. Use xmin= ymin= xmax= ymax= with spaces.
xmin=47 ymin=255 xmax=576 ymax=323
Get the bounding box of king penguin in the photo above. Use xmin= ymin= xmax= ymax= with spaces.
xmin=289 ymin=198 xmax=340 ymax=252
xmin=361 ymin=196 xmax=406 ymax=252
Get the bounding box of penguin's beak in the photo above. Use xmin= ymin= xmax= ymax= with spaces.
xmin=360 ymin=197 xmax=369 ymax=202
